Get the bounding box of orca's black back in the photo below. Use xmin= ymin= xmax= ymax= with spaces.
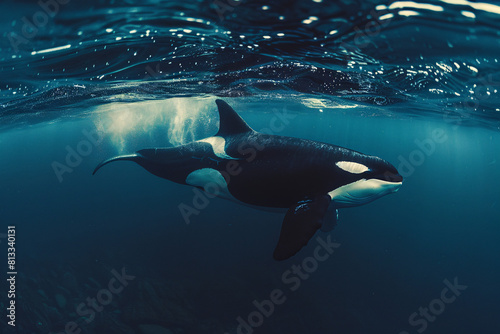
xmin=221 ymin=133 xmax=362 ymax=207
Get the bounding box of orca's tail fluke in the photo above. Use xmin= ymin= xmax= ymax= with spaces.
xmin=92 ymin=154 xmax=141 ymax=175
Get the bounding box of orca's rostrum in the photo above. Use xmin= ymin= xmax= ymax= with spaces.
xmin=94 ymin=100 xmax=403 ymax=260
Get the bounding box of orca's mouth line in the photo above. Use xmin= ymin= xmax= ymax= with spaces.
xmin=344 ymin=180 xmax=402 ymax=201
xmin=345 ymin=191 xmax=379 ymax=200
xmin=342 ymin=191 xmax=384 ymax=204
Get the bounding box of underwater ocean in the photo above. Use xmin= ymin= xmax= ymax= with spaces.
xmin=1 ymin=0 xmax=500 ymax=333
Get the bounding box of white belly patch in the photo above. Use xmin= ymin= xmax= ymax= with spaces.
xmin=328 ymin=178 xmax=402 ymax=207
xmin=185 ymin=168 xmax=235 ymax=200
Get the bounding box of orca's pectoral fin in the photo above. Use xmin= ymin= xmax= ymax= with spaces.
xmin=92 ymin=154 xmax=140 ymax=175
xmin=273 ymin=195 xmax=331 ymax=261
xmin=320 ymin=203 xmax=338 ymax=232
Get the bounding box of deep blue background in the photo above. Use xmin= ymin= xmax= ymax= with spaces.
xmin=0 ymin=97 xmax=498 ymax=333
xmin=1 ymin=0 xmax=500 ymax=332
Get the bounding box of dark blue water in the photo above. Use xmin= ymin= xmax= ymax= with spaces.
xmin=1 ymin=0 xmax=499 ymax=333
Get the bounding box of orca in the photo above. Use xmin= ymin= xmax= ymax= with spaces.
xmin=93 ymin=99 xmax=403 ymax=260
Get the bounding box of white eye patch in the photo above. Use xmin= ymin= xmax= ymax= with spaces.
xmin=336 ymin=161 xmax=370 ymax=174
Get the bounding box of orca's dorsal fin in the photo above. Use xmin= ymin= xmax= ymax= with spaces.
xmin=215 ymin=99 xmax=253 ymax=137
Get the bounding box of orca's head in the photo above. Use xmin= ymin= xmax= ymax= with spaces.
xmin=329 ymin=156 xmax=403 ymax=208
